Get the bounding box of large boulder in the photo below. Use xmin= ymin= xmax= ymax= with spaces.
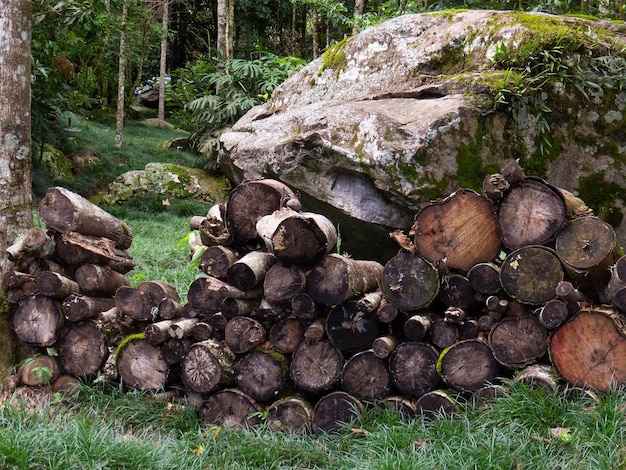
xmin=219 ymin=10 xmax=626 ymax=261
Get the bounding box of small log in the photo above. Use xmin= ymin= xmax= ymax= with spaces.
xmin=415 ymin=390 xmax=458 ymax=419
xmin=357 ymin=291 xmax=383 ymax=313
xmin=2 ymin=270 xmax=35 ymax=289
xmin=39 ymin=186 xmax=133 ymax=249
xmin=312 ymin=391 xmax=364 ymax=434
xmin=404 ymin=313 xmax=436 ymax=342
xmin=482 ymin=172 xmax=510 ymax=204
xmin=267 ymin=396 xmax=313 ymax=433
xmin=181 ymin=339 xmax=236 ymax=393
xmin=372 ymin=335 xmax=398 ymax=359
xmin=306 ymin=254 xmax=383 ymax=306
xmin=412 ymin=189 xmax=502 ymax=272
xmin=200 ymin=389 xmax=262 ymax=429
xmin=227 ymin=251 xmax=276 ymax=290
xmin=291 ymin=293 xmax=322 ymax=321
xmin=187 ymin=276 xmax=262 ymax=315
xmin=20 ymin=355 xmax=60 ymax=386
xmin=12 ymin=294 xmax=63 ymax=347
xmin=56 ymin=231 xmax=135 ymax=273
xmin=489 ymin=315 xmax=548 ymax=369
xmin=225 ymin=179 xmax=298 ymax=242
xmin=6 ymin=227 xmax=56 ymax=262
xmin=458 ymin=319 xmax=479 ymax=340
xmin=467 ymin=262 xmax=502 ymax=295
xmin=198 ymin=203 xmax=234 ymax=247
xmin=199 ymin=245 xmax=238 ymax=279
xmin=341 ymin=349 xmax=391 ymax=400
xmin=51 ymin=375 xmax=82 ymax=395
xmin=35 ymin=271 xmax=79 ymax=299
xmin=325 ymin=301 xmax=379 ymax=353
xmin=500 ymin=245 xmax=564 ymax=305
xmin=537 ymin=299 xmax=570 ymax=330
xmin=513 ymin=364 xmax=559 ymax=394
xmin=614 ymin=287 xmax=626 ymax=313
xmin=269 ymin=317 xmax=306 ymax=354
xmin=75 ymin=264 xmax=129 ymax=296
xmin=379 ymin=396 xmax=417 ymax=417
xmin=500 ymin=158 xmax=526 ymax=184
xmin=144 ymin=320 xmax=173 ymax=345
xmin=437 ymin=339 xmax=500 ymax=392
xmin=429 ymin=319 xmax=458 ymax=349
xmin=263 ymin=263 xmax=307 ymax=305
xmin=57 ymin=321 xmax=108 ymax=377
xmin=235 ymin=349 xmax=290 ymax=402
xmin=116 ymin=338 xmax=169 ymax=391
xmin=389 ymin=342 xmax=440 ymax=397
xmin=373 ymin=300 xmax=398 ymax=323
xmin=115 ymin=286 xmax=154 ymax=321
xmin=290 ymin=340 xmax=343 ymax=393
xmin=162 ymin=338 xmax=192 ymax=365
xmin=224 ymin=316 xmax=267 ymax=355
xmin=62 ymin=294 xmax=116 ymax=322
xmin=168 ymin=318 xmax=199 ymax=340
xmin=439 ymin=274 xmax=474 ymax=309
xmin=304 ymin=319 xmax=326 ymax=343
xmin=191 ymin=322 xmax=214 ymax=342
xmin=157 ymin=297 xmax=183 ymax=320
xmin=221 ymin=298 xmax=259 ymax=318
xmin=497 ymin=178 xmax=567 ymax=250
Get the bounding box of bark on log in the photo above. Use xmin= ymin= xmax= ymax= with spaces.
xmin=379 ymin=251 xmax=439 ymax=311
xmin=168 ymin=318 xmax=199 ymax=340
xmin=224 ymin=316 xmax=267 ymax=355
xmin=62 ymin=294 xmax=116 ymax=322
xmin=312 ymin=391 xmax=364 ymax=434
xmin=326 ymin=301 xmax=379 ymax=353
xmin=341 ymin=349 xmax=391 ymax=400
xmin=372 ymin=335 xmax=398 ymax=359
xmin=267 ymin=396 xmax=313 ymax=433
xmin=200 ymin=388 xmax=262 ymax=429
xmin=181 ymin=339 xmax=236 ymax=394
xmin=263 ymin=262 xmax=307 ymax=305
xmin=235 ymin=348 xmax=289 ymax=402
xmin=489 ymin=315 xmax=548 ymax=369
xmin=116 ymin=338 xmax=169 ymax=391
xmin=187 ymin=276 xmax=261 ymax=315
xmin=6 ymin=227 xmax=56 ymax=262
xmin=415 ymin=390 xmax=458 ymax=419
xmin=56 ymin=231 xmax=135 ymax=273
xmin=227 ymin=251 xmax=276 ymax=290
xmin=389 ymin=342 xmax=440 ymax=397
xmin=35 ymin=271 xmax=79 ymax=298
xmin=157 ymin=297 xmax=183 ymax=320
xmin=497 ymin=178 xmax=567 ymax=250
xmin=513 ymin=364 xmax=559 ymax=394
xmin=198 ymin=203 xmax=233 ymax=247
xmin=199 ymin=245 xmax=238 ymax=279
xmin=144 ymin=320 xmax=174 ymax=345
xmin=269 ymin=318 xmax=306 ymax=354
xmin=437 ymin=339 xmax=500 ymax=392
xmin=57 ymin=320 xmax=108 ymax=376
xmin=12 ymin=294 xmax=63 ymax=347
xmin=412 ymin=189 xmax=502 ymax=272
xmin=39 ymin=186 xmax=133 ymax=249
xmin=75 ymin=264 xmax=129 ymax=296
xmin=290 ymin=340 xmax=343 ymax=393
xmin=2 ymin=270 xmax=34 ymax=289
xmin=404 ymin=313 xmax=436 ymax=342
xmin=373 ymin=300 xmax=398 ymax=323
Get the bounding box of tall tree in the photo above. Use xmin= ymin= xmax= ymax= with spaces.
xmin=217 ymin=0 xmax=234 ymax=59
xmin=115 ymin=0 xmax=130 ymax=147
xmin=0 ymin=0 xmax=33 ymax=378
xmin=158 ymin=0 xmax=170 ymax=127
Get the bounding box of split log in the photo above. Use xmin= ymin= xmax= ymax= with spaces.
xmin=20 ymin=355 xmax=60 ymax=386
xmin=200 ymin=389 xmax=262 ymax=429
xmin=550 ymin=306 xmax=626 ymax=392
xmin=35 ymin=271 xmax=79 ymax=298
xmin=225 ymin=179 xmax=298 ymax=242
xmin=312 ymin=391 xmax=363 ymax=434
xmin=56 ymin=231 xmax=135 ymax=273
xmin=269 ymin=318 xmax=306 ymax=354
xmin=267 ymin=396 xmax=313 ymax=433
xmin=57 ymin=321 xmax=108 ymax=377
xmin=500 ymin=246 xmax=564 ymax=305
xmin=263 ymin=263 xmax=307 ymax=305
xmin=199 ymin=245 xmax=238 ymax=279
xmin=325 ymin=301 xmax=379 ymax=353
xmin=437 ymin=339 xmax=500 ymax=392
xmin=62 ymin=294 xmax=116 ymax=322
xmin=224 ymin=316 xmax=267 ymax=355
xmin=39 ymin=186 xmax=133 ymax=249
xmin=116 ymin=338 xmax=170 ymax=391
xmin=235 ymin=349 xmax=290 ymax=402
xmin=12 ymin=294 xmax=63 ymax=346
xmin=256 ymin=208 xmax=337 ymax=265
xmin=415 ymin=390 xmax=458 ymax=419
xmin=290 ymin=340 xmax=343 ymax=393
xmin=489 ymin=315 xmax=548 ymax=369
xmin=412 ymin=189 xmax=502 ymax=272
xmin=198 ymin=203 xmax=233 ymax=247
xmin=467 ymin=262 xmax=502 ymax=295
xmin=75 ymin=264 xmax=129 ymax=296
xmin=497 ymin=178 xmax=567 ymax=250
xmin=187 ymin=276 xmax=262 ymax=315
xmin=341 ymin=349 xmax=391 ymax=400
xmin=389 ymin=342 xmax=440 ymax=397
xmin=306 ymin=254 xmax=383 ymax=306
xmin=181 ymin=339 xmax=236 ymax=394
xmin=6 ymin=227 xmax=56 ymax=262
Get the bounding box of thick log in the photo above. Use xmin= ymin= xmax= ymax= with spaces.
xmin=500 ymin=246 xmax=564 ymax=305
xmin=35 ymin=271 xmax=79 ymax=299
xmin=306 ymin=254 xmax=383 ymax=306
xmin=263 ymin=262 xmax=307 ymax=305
xmin=467 ymin=262 xmax=502 ymax=295
xmin=6 ymin=227 xmax=56 ymax=262
xmin=269 ymin=317 xmax=306 ymax=354
xmin=379 ymin=251 xmax=439 ymax=311
xmin=20 ymin=355 xmax=61 ymax=386
xmin=115 ymin=286 xmax=154 ymax=321
xmin=187 ymin=276 xmax=262 ymax=315
xmin=226 ymin=179 xmax=298 ymax=242
xmin=267 ymin=396 xmax=313 ymax=433
xmin=437 ymin=339 xmax=499 ymax=392
xmin=550 ymin=306 xmax=626 ymax=392
xmin=497 ymin=178 xmax=567 ymax=250
xmin=12 ymin=294 xmax=63 ymax=347
xmin=227 ymin=251 xmax=276 ymax=290
xmin=415 ymin=390 xmax=458 ymax=419
xmin=200 ymin=389 xmax=262 ymax=429
xmin=326 ymin=301 xmax=379 ymax=353
xmin=341 ymin=349 xmax=391 ymax=400
xmin=181 ymin=339 xmax=236 ymax=393
xmin=235 ymin=349 xmax=289 ymax=402
xmin=57 ymin=320 xmax=108 ymax=377
xmin=412 ymin=189 xmax=502 ymax=272
xmin=312 ymin=391 xmax=364 ymax=434
xmin=116 ymin=338 xmax=169 ymax=391
xmin=489 ymin=315 xmax=548 ymax=369
xmin=537 ymin=299 xmax=570 ymax=330
xmin=256 ymin=208 xmax=337 ymax=265
xmin=62 ymin=294 xmax=116 ymax=322
xmin=224 ymin=316 xmax=267 ymax=355
xmin=199 ymin=245 xmax=238 ymax=279
xmin=290 ymin=340 xmax=343 ymax=393
xmin=389 ymin=342 xmax=440 ymax=397
xmin=39 ymin=186 xmax=133 ymax=249
xmin=75 ymin=264 xmax=129 ymax=296
xmin=56 ymin=231 xmax=135 ymax=273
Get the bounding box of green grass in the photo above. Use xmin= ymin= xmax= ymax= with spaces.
xmin=1 ymin=382 xmax=625 ymax=469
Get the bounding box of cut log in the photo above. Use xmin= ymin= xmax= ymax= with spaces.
xmin=497 ymin=178 xmax=567 ymax=250
xmin=187 ymin=276 xmax=261 ymax=315
xmin=373 ymin=300 xmax=398 ymax=323
xmin=306 ymin=254 xmax=383 ymax=306
xmin=235 ymin=349 xmax=289 ymax=402
xmin=267 ymin=396 xmax=313 ymax=433
xmin=291 ymin=293 xmax=322 ymax=320
xmin=200 ymin=389 xmax=262 ymax=429
xmin=500 ymin=246 xmax=564 ymax=305
xmin=162 ymin=338 xmax=192 ymax=365
xmin=357 ymin=291 xmax=383 ymax=313
xmin=39 ymin=186 xmax=133 ymax=249
xmin=168 ymin=318 xmax=199 ymax=340
xmin=341 ymin=349 xmax=391 ymax=400
xmin=198 ymin=203 xmax=233 ymax=247
xmin=379 ymin=251 xmax=439 ymax=311
xmin=379 ymin=396 xmax=417 ymax=417
xmin=437 ymin=339 xmax=499 ymax=392
xmin=220 ymin=298 xmax=258 ymax=318
xmin=62 ymin=294 xmax=116 ymax=322
xmin=56 ymin=231 xmax=135 ymax=273
xmin=144 ymin=320 xmax=174 ymax=345
xmin=439 ymin=274 xmax=474 ymax=309
xmin=489 ymin=315 xmax=548 ymax=369
xmin=225 ymin=179 xmax=298 ymax=242
xmin=75 ymin=264 xmax=129 ymax=296
xmin=115 ymin=286 xmax=154 ymax=321
xmin=138 ymin=280 xmax=180 ymax=305
xmin=256 ymin=208 xmax=337 ymax=265
xmin=537 ymin=299 xmax=570 ymax=330
xmin=191 ymin=322 xmax=214 ymax=342
xmin=35 ymin=271 xmax=79 ymax=299
xmin=12 ymin=294 xmax=63 ymax=347
xmin=429 ymin=319 xmax=458 ymax=349
xmin=389 ymin=342 xmax=440 ymax=397
xmin=312 ymin=391 xmax=364 ymax=434
xmin=269 ymin=318 xmax=306 ymax=354
xmin=116 ymin=338 xmax=169 ymax=391
xmin=550 ymin=306 xmax=626 ymax=392
xmin=404 ymin=313 xmax=436 ymax=342
xmin=290 ymin=340 xmax=343 ymax=393
xmin=513 ymin=364 xmax=559 ymax=394
xmin=6 ymin=227 xmax=56 ymax=262
xmin=227 ymin=251 xmax=276 ymax=290
xmin=224 ymin=316 xmax=267 ymax=355
xmin=2 ymin=270 xmax=35 ymax=289
xmin=482 ymin=172 xmax=509 ymax=204
xmin=467 ymin=262 xmax=502 ymax=295
xmin=372 ymin=335 xmax=398 ymax=359
xmin=412 ymin=189 xmax=502 ymax=272
xmin=415 ymin=390 xmax=458 ymax=419
xmin=304 ymin=319 xmax=326 ymax=343
xmin=326 ymin=301 xmax=379 ymax=353
xmin=263 ymin=263 xmax=307 ymax=305
xmin=181 ymin=339 xmax=236 ymax=393
xmin=157 ymin=297 xmax=183 ymax=320
xmin=57 ymin=321 xmax=108 ymax=377
xmin=199 ymin=245 xmax=238 ymax=280
xmin=20 ymin=355 xmax=60 ymax=386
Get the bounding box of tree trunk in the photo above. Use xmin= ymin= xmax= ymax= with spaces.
xmin=290 ymin=340 xmax=343 ymax=393
xmin=200 ymin=389 xmax=262 ymax=429
xmin=75 ymin=264 xmax=129 ymax=296
xmin=341 ymin=349 xmax=391 ymax=400
xmin=12 ymin=294 xmax=63 ymax=347
xmin=116 ymin=338 xmax=170 ymax=391
xmin=181 ymin=339 xmax=236 ymax=393
xmin=312 ymin=391 xmax=363 ymax=434
xmin=325 ymin=301 xmax=379 ymax=353
xmin=158 ymin=0 xmax=169 ymax=128
xmin=438 ymin=339 xmax=500 ymax=392
xmin=267 ymin=396 xmax=313 ymax=433
xmin=412 ymin=189 xmax=502 ymax=272
xmin=57 ymin=320 xmax=108 ymax=377
xmin=489 ymin=315 xmax=548 ymax=369
xmin=380 ymin=251 xmax=440 ymax=311
xmin=389 ymin=342 xmax=440 ymax=397
xmin=114 ymin=0 xmax=129 ymax=147
xmin=235 ymin=348 xmax=289 ymax=402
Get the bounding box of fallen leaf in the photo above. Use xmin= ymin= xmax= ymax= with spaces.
xmin=162 ymin=199 xmax=170 ymax=206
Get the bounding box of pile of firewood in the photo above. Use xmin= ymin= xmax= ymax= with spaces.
xmin=5 ymin=159 xmax=626 ymax=434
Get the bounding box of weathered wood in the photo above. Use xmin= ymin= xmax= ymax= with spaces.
xmin=326 ymin=301 xmax=379 ymax=353
xmin=191 ymin=322 xmax=214 ymax=342
xmin=429 ymin=319 xmax=458 ymax=349
xmin=500 ymin=246 xmax=564 ymax=305
xmin=290 ymin=340 xmax=343 ymax=393
xmin=115 ymin=286 xmax=154 ymax=321
xmin=439 ymin=274 xmax=474 ymax=309
xmin=2 ymin=269 xmax=34 ymax=289
xmin=62 ymin=294 xmax=116 ymax=322
xmin=537 ymin=299 xmax=570 ymax=330
xmin=415 ymin=390 xmax=458 ymax=419
xmin=263 ymin=262 xmax=307 ymax=305
xmin=438 ymin=339 xmax=500 ymax=392
xmin=75 ymin=264 xmax=129 ymax=296
xmin=389 ymin=342 xmax=440 ymax=397
xmin=372 ymin=335 xmax=398 ymax=359
xmin=497 ymin=178 xmax=567 ymax=250
xmin=306 ymin=253 xmax=383 ymax=306
xmin=291 ymin=293 xmax=321 ymax=320
xmin=35 ymin=271 xmax=79 ymax=298
xmin=162 ymin=338 xmax=192 ymax=365
xmin=6 ymin=227 xmax=56 ymax=262
xmin=12 ymin=294 xmax=63 ymax=347
xmin=220 ymin=297 xmax=259 ymax=318
xmin=187 ymin=276 xmax=262 ymax=315
xmin=404 ymin=313 xmax=436 ymax=342
xmin=357 ymin=291 xmax=383 ymax=313
xmin=412 ymin=189 xmax=502 ymax=272
xmin=57 ymin=320 xmax=108 ymax=377
xmin=200 ymin=388 xmax=262 ymax=429
xmin=513 ymin=364 xmax=559 ymax=394
xmin=341 ymin=349 xmax=391 ymax=400
xmin=312 ymin=391 xmax=364 ymax=434
xmin=227 ymin=251 xmax=276 ymax=290
xmin=181 ymin=339 xmax=236 ymax=393
xmin=224 ymin=316 xmax=267 ymax=355
xmin=198 ymin=203 xmax=234 ymax=247
xmin=304 ymin=319 xmax=326 ymax=343
xmin=56 ymin=231 xmax=135 ymax=273
xmin=489 ymin=315 xmax=548 ymax=369
xmin=39 ymin=186 xmax=133 ymax=249
xmin=482 ymin=172 xmax=510 ymax=204
xmin=199 ymin=245 xmax=238 ymax=279
xmin=467 ymin=262 xmax=502 ymax=295
xmin=144 ymin=320 xmax=174 ymax=345
xmin=373 ymin=300 xmax=398 ymax=323
xmin=157 ymin=297 xmax=183 ymax=320
xmin=168 ymin=318 xmax=199 ymax=340
xmin=116 ymin=338 xmax=169 ymax=391
xmin=267 ymin=396 xmax=313 ymax=433
xmin=379 ymin=251 xmax=439 ymax=311
xmin=20 ymin=355 xmax=60 ymax=386
xmin=235 ymin=349 xmax=289 ymax=402
xmin=269 ymin=317 xmax=306 ymax=354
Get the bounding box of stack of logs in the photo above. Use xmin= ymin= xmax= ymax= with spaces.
xmin=5 ymin=159 xmax=626 ymax=434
